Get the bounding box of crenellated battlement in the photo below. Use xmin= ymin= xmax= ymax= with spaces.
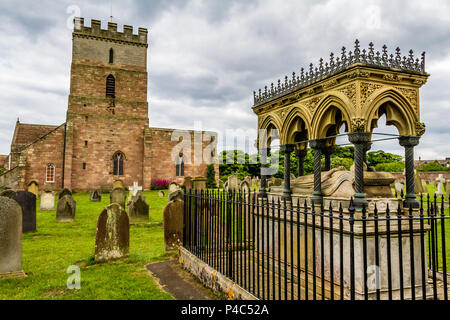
xmin=73 ymin=17 xmax=148 ymax=46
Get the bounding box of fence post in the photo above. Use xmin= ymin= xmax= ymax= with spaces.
xmin=226 ymin=191 xmax=233 ymax=279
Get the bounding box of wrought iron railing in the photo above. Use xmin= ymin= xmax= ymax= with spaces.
xmin=183 ymin=190 xmax=449 ymax=300
xmin=253 ymin=40 xmax=427 ymax=105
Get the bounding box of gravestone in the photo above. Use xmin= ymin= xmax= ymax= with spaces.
xmin=251 ymin=177 xmax=260 ymax=188
xmin=40 ymin=191 xmax=55 ymax=211
xmin=58 ymin=188 xmax=72 ymax=200
xmin=110 ymin=188 xmax=127 ymax=209
xmin=240 ymin=181 xmax=250 ymax=194
xmin=184 ymin=177 xmax=193 ymax=191
xmin=12 ymin=191 xmax=36 ymax=233
xmin=414 ymin=170 xmax=425 ymax=194
xmin=168 ymin=182 xmax=183 ymax=202
xmin=244 ymin=176 xmax=252 ymax=188
xmin=113 ymin=180 xmax=125 ymax=190
xmin=0 ymin=189 xmax=17 ymax=198
xmin=158 ymin=190 xmax=165 ymax=198
xmin=128 ymin=181 xmax=142 ymax=197
xmin=228 ymin=175 xmax=239 ymax=192
xmin=394 ymin=180 xmax=404 ymax=196
xmin=90 ymin=190 xmax=102 ymax=202
xmin=56 ymin=195 xmax=76 ymax=222
xmin=422 ymin=180 xmax=428 ymax=195
xmin=193 ymin=177 xmax=207 ymax=191
xmin=163 ymin=200 xmax=184 ymax=251
xmin=27 ymin=181 xmax=39 ymax=197
xmin=0 ymin=197 xmax=26 ymax=279
xmin=95 ymin=203 xmax=129 ymax=261
xmin=100 ymin=184 xmax=113 ymax=193
xmin=128 ymin=194 xmax=149 ymax=222
xmin=445 ymin=180 xmax=450 ymax=194
xmin=435 ymin=174 xmax=445 ymax=195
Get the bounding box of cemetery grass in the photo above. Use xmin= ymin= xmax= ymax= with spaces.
xmin=0 ymin=191 xmax=176 ymax=300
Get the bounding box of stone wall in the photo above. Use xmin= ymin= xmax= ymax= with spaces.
xmin=0 ymin=166 xmax=24 ymax=190
xmin=391 ymin=171 xmax=450 ymax=182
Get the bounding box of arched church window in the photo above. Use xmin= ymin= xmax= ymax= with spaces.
xmin=106 ymin=74 xmax=115 ymax=98
xmin=109 ymin=48 xmax=114 ymax=64
xmin=176 ymin=154 xmax=185 ymax=177
xmin=46 ymin=164 xmax=55 ymax=183
xmin=113 ymin=152 xmax=124 ymax=176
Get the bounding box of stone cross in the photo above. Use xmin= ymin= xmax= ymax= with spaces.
xmin=128 ymin=181 xmax=142 ymax=197
xmin=435 ymin=174 xmax=445 ymax=195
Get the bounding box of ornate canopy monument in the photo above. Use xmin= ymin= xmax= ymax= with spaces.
xmin=253 ymin=40 xmax=428 ymax=209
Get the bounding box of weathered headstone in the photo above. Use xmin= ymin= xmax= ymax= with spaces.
xmin=228 ymin=175 xmax=239 ymax=192
xmin=56 ymin=195 xmax=76 ymax=222
xmin=184 ymin=177 xmax=193 ymax=191
xmin=422 ymin=180 xmax=429 ymax=194
xmin=113 ymin=180 xmax=125 ymax=190
xmin=40 ymin=191 xmax=55 ymax=211
xmin=251 ymin=177 xmax=260 ymax=188
xmin=58 ymin=188 xmax=72 ymax=200
xmin=169 ymin=185 xmax=184 ymax=202
xmin=12 ymin=191 xmax=36 ymax=233
xmin=100 ymin=184 xmax=113 ymax=193
xmin=445 ymin=180 xmax=450 ymax=194
xmin=27 ymin=181 xmax=39 ymax=197
xmin=163 ymin=200 xmax=184 ymax=251
xmin=128 ymin=181 xmax=142 ymax=197
xmin=128 ymin=194 xmax=149 ymax=222
xmin=90 ymin=190 xmax=102 ymax=202
xmin=394 ymin=180 xmax=404 ymax=196
xmin=110 ymin=188 xmax=127 ymax=209
xmin=240 ymin=180 xmax=250 ymax=194
xmin=95 ymin=203 xmax=129 ymax=261
xmin=414 ymin=170 xmax=425 ymax=194
xmin=193 ymin=177 xmax=207 ymax=191
xmin=0 ymin=197 xmax=26 ymax=279
xmin=0 ymin=189 xmax=17 ymax=198
xmin=158 ymin=190 xmax=165 ymax=198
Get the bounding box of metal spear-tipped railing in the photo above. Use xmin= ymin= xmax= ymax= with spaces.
xmin=253 ymin=39 xmax=427 ymax=105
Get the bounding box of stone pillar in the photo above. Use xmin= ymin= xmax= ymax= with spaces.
xmin=309 ymin=139 xmax=326 ymax=204
xmin=399 ymin=136 xmax=420 ymax=208
xmin=296 ymin=148 xmax=308 ymax=177
xmin=258 ymin=148 xmax=270 ymax=198
xmin=322 ymin=145 xmax=335 ymax=171
xmin=348 ymin=132 xmax=371 ymax=208
xmin=281 ymin=144 xmax=295 ymax=200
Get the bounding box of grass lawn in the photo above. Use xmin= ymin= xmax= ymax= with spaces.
xmin=0 ymin=190 xmax=176 ymax=300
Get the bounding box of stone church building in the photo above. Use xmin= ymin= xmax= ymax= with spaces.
xmin=0 ymin=18 xmax=218 ymax=192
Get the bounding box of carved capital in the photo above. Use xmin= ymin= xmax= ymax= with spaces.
xmin=309 ymin=139 xmax=327 ymax=150
xmin=280 ymin=144 xmax=295 ymax=154
xmin=399 ymin=136 xmax=420 ymax=148
xmin=348 ymin=132 xmax=371 ymax=145
xmin=415 ymin=121 xmax=426 ymax=136
xmin=351 ymin=117 xmax=367 ymax=132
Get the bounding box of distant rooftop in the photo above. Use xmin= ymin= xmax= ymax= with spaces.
xmin=253 ymin=39 xmax=427 ymax=106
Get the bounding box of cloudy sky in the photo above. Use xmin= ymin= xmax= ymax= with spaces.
xmin=0 ymin=0 xmax=449 ymax=159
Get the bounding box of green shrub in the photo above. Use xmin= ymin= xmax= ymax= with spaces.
xmin=375 ymin=162 xmax=405 ymax=172
xmin=417 ymin=162 xmax=447 ymax=172
xmin=206 ymin=164 xmax=217 ymax=188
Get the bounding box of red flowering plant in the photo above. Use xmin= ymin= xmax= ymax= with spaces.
xmin=151 ymin=179 xmax=172 ymax=190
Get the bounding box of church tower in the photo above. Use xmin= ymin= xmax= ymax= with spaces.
xmin=63 ymin=18 xmax=149 ymax=191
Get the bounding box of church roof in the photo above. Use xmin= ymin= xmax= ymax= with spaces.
xmin=12 ymin=122 xmax=59 ymax=146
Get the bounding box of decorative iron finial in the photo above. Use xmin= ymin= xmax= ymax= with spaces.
xmin=354 ymin=39 xmax=360 ymax=61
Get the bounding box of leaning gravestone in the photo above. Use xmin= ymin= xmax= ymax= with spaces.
xmin=40 ymin=191 xmax=55 ymax=211
xmin=435 ymin=174 xmax=445 ymax=195
xmin=56 ymin=195 xmax=76 ymax=222
xmin=27 ymin=181 xmax=39 ymax=197
xmin=12 ymin=191 xmax=36 ymax=234
xmin=95 ymin=203 xmax=129 ymax=262
xmin=58 ymin=188 xmax=72 ymax=200
xmin=110 ymin=188 xmax=127 ymax=209
xmin=90 ymin=190 xmax=102 ymax=202
xmin=128 ymin=194 xmax=149 ymax=222
xmin=414 ymin=170 xmax=425 ymax=194
xmin=0 ymin=196 xmax=26 ymax=279
xmin=163 ymin=200 xmax=184 ymax=251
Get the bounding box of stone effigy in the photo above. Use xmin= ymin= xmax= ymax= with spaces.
xmin=110 ymin=188 xmax=127 ymax=209
xmin=12 ymin=191 xmax=36 ymax=233
xmin=0 ymin=197 xmax=26 ymax=279
xmin=40 ymin=191 xmax=55 ymax=211
xmin=271 ymin=166 xmax=395 ymax=198
xmin=163 ymin=199 xmax=184 ymax=251
xmin=128 ymin=194 xmax=149 ymax=222
xmin=90 ymin=190 xmax=102 ymax=202
xmin=56 ymin=195 xmax=76 ymax=222
xmin=95 ymin=203 xmax=129 ymax=261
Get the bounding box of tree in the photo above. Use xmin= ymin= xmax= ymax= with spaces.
xmin=375 ymin=162 xmax=405 ymax=172
xmin=367 ymin=150 xmax=403 ymax=168
xmin=417 ymin=161 xmax=449 ymax=172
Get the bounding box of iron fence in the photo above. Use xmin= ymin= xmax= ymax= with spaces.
xmin=183 ymin=190 xmax=449 ymax=300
